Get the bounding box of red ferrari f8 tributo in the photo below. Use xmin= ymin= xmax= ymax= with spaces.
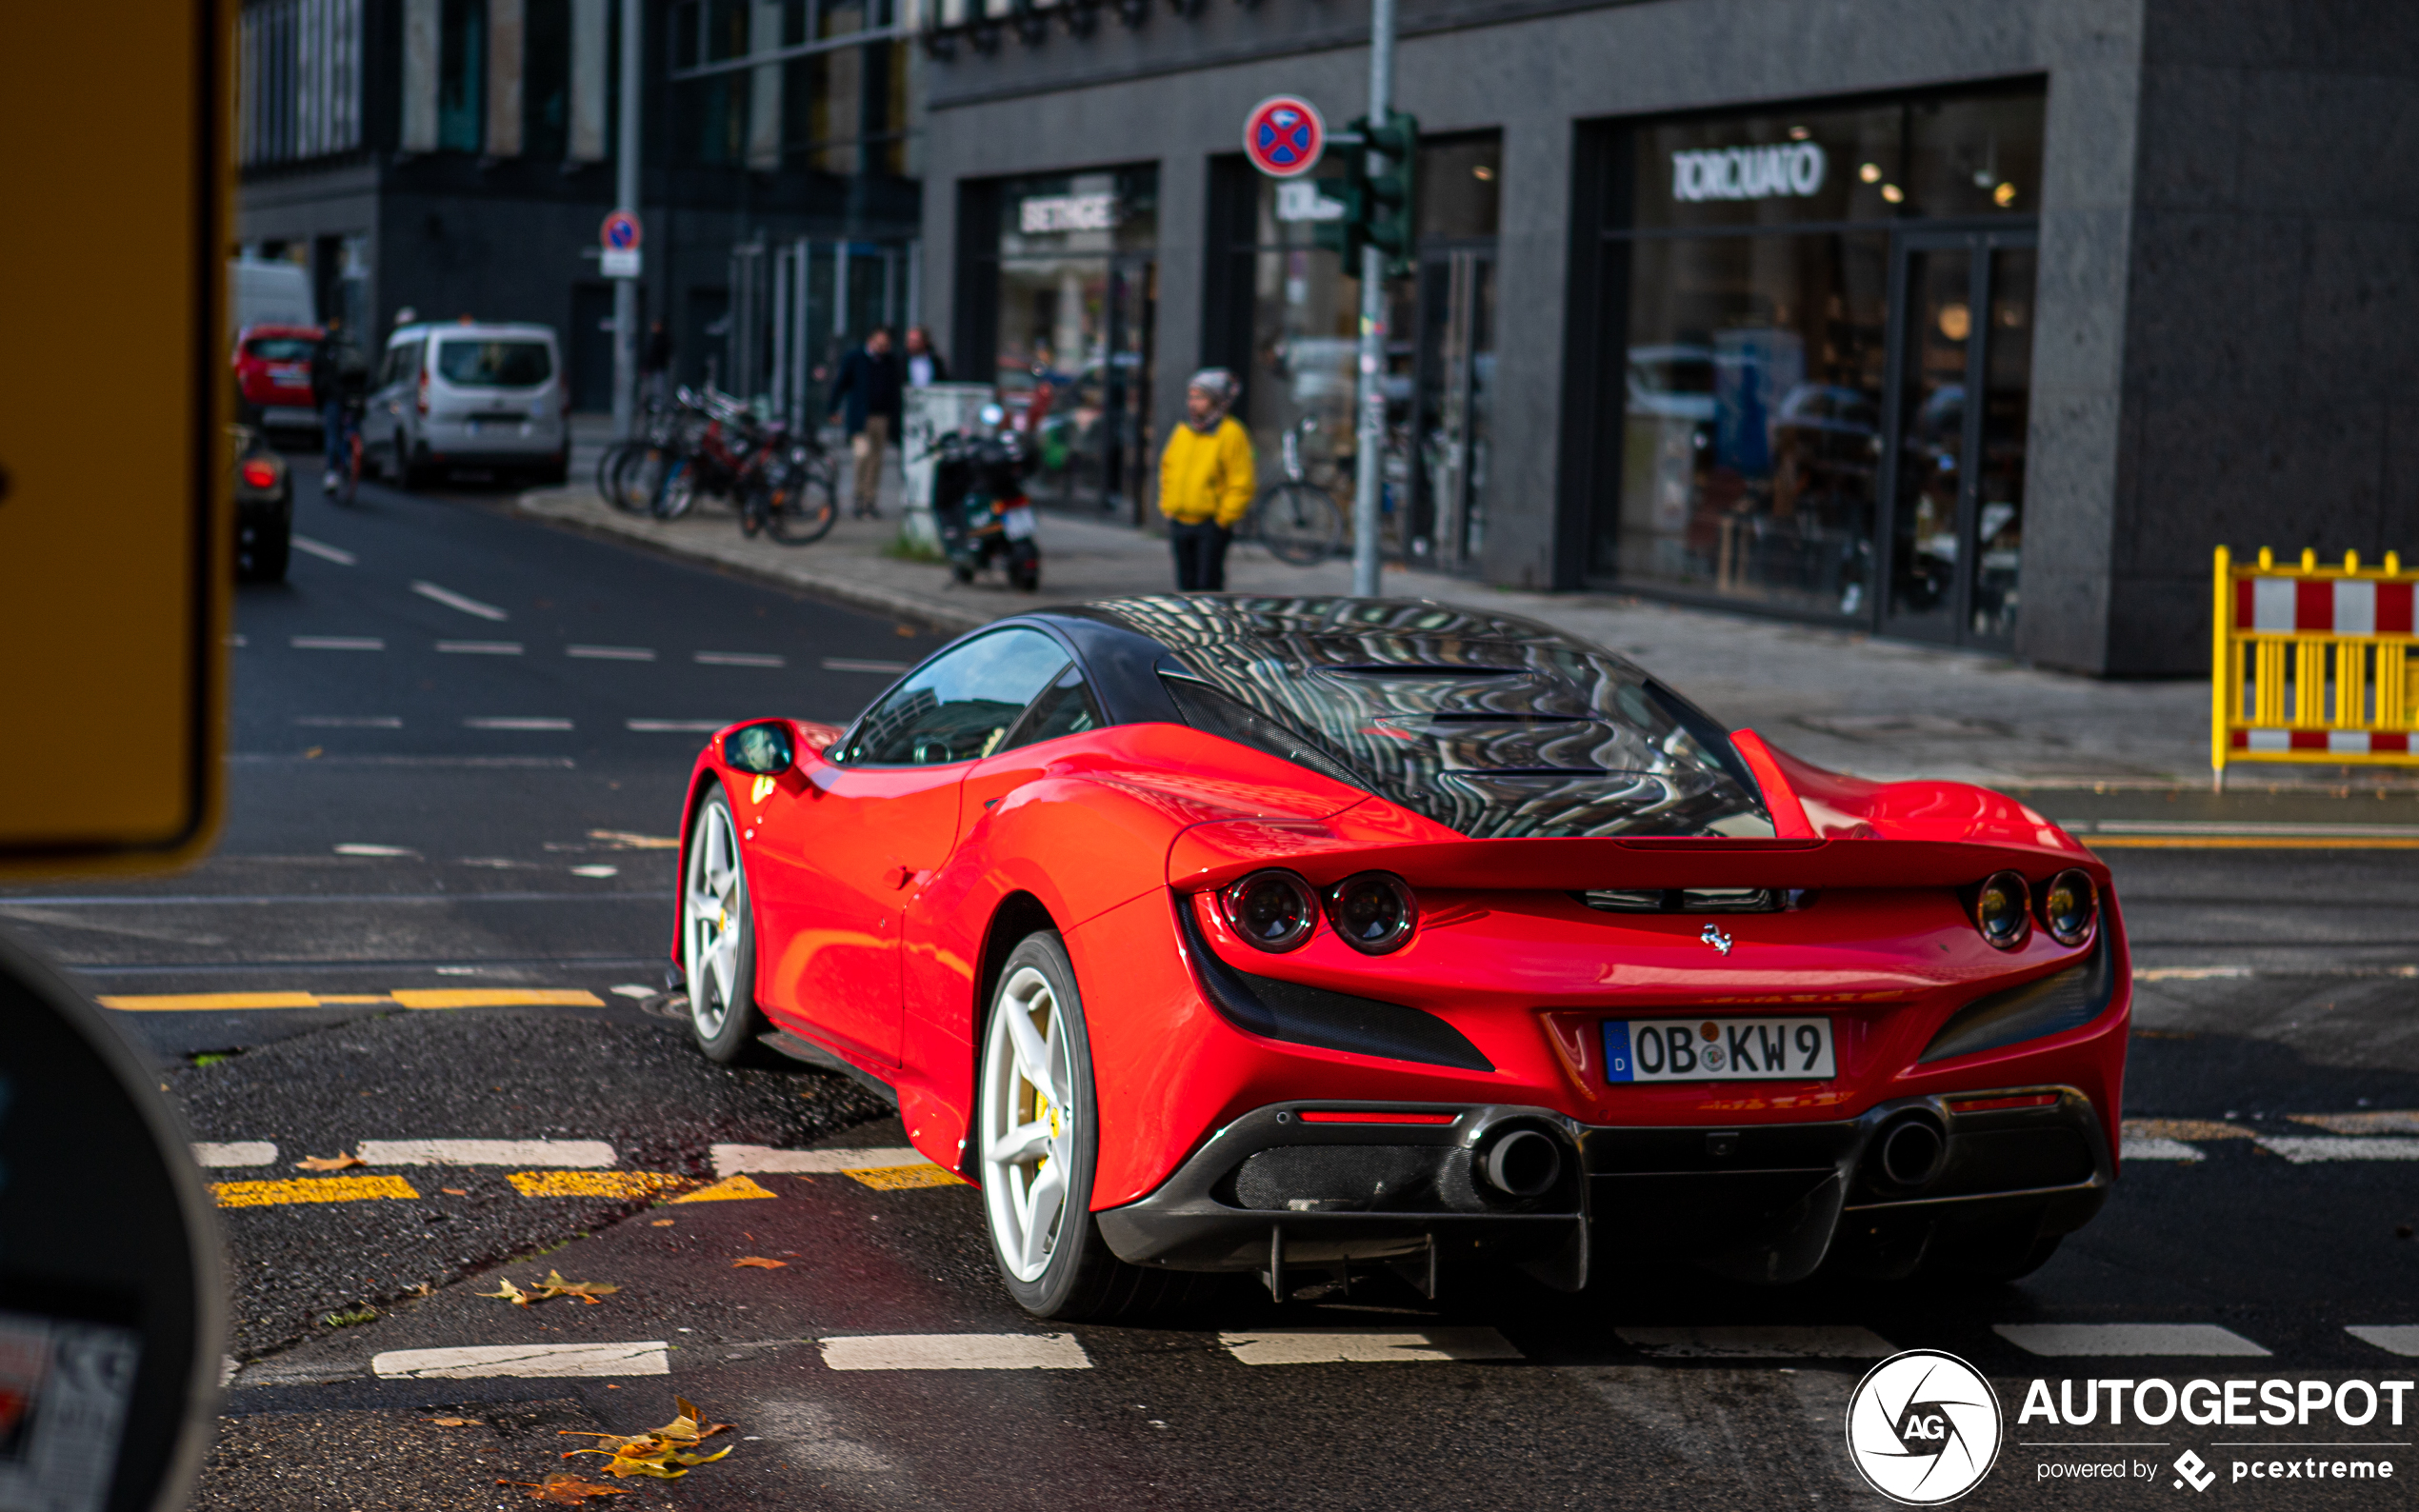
xmin=672 ymin=596 xmax=2125 ymax=1318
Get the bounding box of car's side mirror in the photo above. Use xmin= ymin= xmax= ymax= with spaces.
xmin=724 ymin=721 xmax=796 ymax=776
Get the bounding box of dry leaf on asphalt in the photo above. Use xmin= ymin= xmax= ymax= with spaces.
xmin=497 ymin=1474 xmax=635 ymax=1503
xmin=441 ymin=1187 xmax=469 ymax=1196
xmin=730 ymin=1256 xmax=786 ymax=1269
xmin=295 ymin=1151 xmax=365 ymax=1171
xmin=559 ymin=1396 xmax=735 ymax=1479
xmin=425 ymin=1416 xmax=480 ymax=1426
xmin=478 ymin=1270 xmax=619 ymax=1306
xmin=477 ymin=1277 xmax=531 ymax=1305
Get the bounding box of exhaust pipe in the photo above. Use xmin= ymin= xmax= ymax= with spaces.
xmin=1480 ymin=1128 xmax=1563 ymax=1198
xmin=1874 ymin=1110 xmax=1949 ymax=1188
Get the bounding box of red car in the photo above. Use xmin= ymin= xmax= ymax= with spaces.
xmin=673 ymin=596 xmax=2125 ymax=1319
xmin=231 ymin=323 xmax=324 ymax=434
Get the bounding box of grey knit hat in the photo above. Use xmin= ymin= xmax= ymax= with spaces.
xmin=1187 ymin=368 xmax=1239 ymax=404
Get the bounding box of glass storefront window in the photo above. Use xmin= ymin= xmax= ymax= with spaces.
xmin=1598 ymin=85 xmax=2043 ymax=642
xmin=991 ymin=167 xmax=1157 ymax=515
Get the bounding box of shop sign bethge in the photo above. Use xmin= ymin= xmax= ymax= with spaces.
xmin=1019 ymin=192 xmax=1118 ymax=234
xmin=1669 ymin=141 xmax=1827 ymax=203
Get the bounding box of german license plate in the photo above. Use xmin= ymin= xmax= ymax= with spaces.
xmin=1000 ymin=505 xmax=1037 ymax=541
xmin=263 ymin=406 xmax=320 ymax=427
xmin=1603 ymin=1016 xmax=1835 ymax=1083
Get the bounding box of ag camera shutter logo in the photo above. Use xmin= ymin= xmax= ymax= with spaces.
xmin=1846 ymin=1349 xmax=2004 ymax=1504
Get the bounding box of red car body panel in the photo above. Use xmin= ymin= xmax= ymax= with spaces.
xmin=232 ymin=323 xmax=324 ymax=408
xmin=678 ymin=708 xmax=2129 ymax=1219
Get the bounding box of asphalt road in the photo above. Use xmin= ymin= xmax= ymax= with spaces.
xmin=6 ymin=467 xmax=2417 ymax=1510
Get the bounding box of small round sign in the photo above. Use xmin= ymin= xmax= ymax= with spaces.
xmin=1243 ymin=95 xmax=1325 ymax=179
xmin=601 ymin=209 xmax=642 ymax=251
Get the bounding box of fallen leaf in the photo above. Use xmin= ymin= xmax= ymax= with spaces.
xmin=295 ymin=1151 xmax=366 ymax=1171
xmin=497 ymin=1473 xmax=635 ymax=1503
xmin=477 ymin=1277 xmax=531 ymax=1305
xmin=559 ymin=1396 xmax=736 ymax=1479
xmin=426 ymin=1417 xmax=480 ymax=1426
xmin=531 ymin=1268 xmax=620 ymax=1305
xmin=730 ymin=1256 xmax=786 ymax=1269
xmin=650 ymin=1219 xmax=674 ymax=1227
xmin=441 ymin=1187 xmax=469 ymax=1196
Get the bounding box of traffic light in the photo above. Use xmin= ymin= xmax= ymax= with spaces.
xmin=1310 ymin=112 xmax=1419 ymax=280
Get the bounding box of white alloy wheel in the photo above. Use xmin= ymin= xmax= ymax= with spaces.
xmin=682 ymin=793 xmax=750 ymax=1052
xmin=980 ymin=962 xmax=1078 ymax=1283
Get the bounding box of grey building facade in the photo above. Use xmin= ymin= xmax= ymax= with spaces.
xmin=912 ymin=0 xmax=2419 ymax=676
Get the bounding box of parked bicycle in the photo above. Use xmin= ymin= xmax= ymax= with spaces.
xmin=595 ymin=399 xmax=691 ymax=515
xmin=1244 ymin=415 xmax=1343 ymax=566
xmin=598 ymin=387 xmax=838 ymax=545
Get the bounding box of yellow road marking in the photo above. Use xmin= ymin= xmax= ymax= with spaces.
xmin=101 ymin=991 xmax=323 ymax=1011
xmin=2089 ymin=836 xmax=2419 ymax=849
xmin=212 ymin=1174 xmax=421 ymax=1208
xmin=506 ymin=1170 xmax=689 ymax=1199
xmin=845 ymin=1164 xmax=966 ymax=1191
xmin=669 ymin=1174 xmax=781 ymax=1204
xmin=391 ymin=989 xmax=605 ymax=1009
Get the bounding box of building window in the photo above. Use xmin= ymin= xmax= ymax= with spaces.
xmin=238 ymin=0 xmax=365 ymax=168
xmin=524 ymin=0 xmax=571 ymax=160
xmin=1582 ymin=84 xmax=2042 ymax=644
xmin=437 ymin=0 xmax=488 ymax=152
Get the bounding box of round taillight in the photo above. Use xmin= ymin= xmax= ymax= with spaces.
xmin=1221 ymin=870 xmax=1317 ymax=952
xmin=1328 ymin=871 xmax=1416 ymax=955
xmin=1973 ymin=870 xmax=2032 ymax=950
xmin=2041 ymin=867 xmax=2098 ymax=947
xmin=239 ymin=458 xmax=279 ymax=488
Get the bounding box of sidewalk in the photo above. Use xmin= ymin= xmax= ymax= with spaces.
xmin=528 ymin=425 xmax=2389 ymax=792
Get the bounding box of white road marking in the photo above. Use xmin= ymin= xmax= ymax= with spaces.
xmin=294 ymin=716 xmax=403 ymax=728
xmin=609 ymin=984 xmax=656 ymax=1000
xmin=1614 ymin=1325 xmax=1894 ymax=1360
xmin=411 ymin=580 xmax=510 ymax=620
xmin=627 ymin=719 xmax=727 ymax=733
xmin=357 ymin=1139 xmax=616 ymax=1167
xmin=464 ymin=717 xmax=574 ymax=730
xmin=1220 ymin=1329 xmax=1523 ymax=1365
xmin=1993 ymin=1323 xmax=2270 ymax=1357
xmin=821 ymin=658 xmax=911 ymax=674
xmin=2291 ymin=1110 xmax=2419 ymax=1135
xmin=227 ymin=634 xmax=249 ymax=647
xmin=569 ymin=645 xmax=656 ymax=661
xmin=2122 ymin=1137 xmax=2205 ymax=1162
xmin=332 ymin=843 xmax=415 ymax=857
xmin=710 ymin=1144 xmax=928 ymax=1177
xmin=2347 ymin=1325 xmax=2419 ymax=1358
xmin=570 ymin=865 xmax=619 ymax=878
xmin=372 ymin=1342 xmax=669 ymax=1379
xmin=290 ymin=636 xmax=384 ymax=651
xmin=695 ymin=651 xmax=786 ymax=667
xmin=191 ymin=1142 xmax=277 ymax=1167
xmin=2258 ymin=1136 xmax=2419 ymax=1163
xmin=818 ymin=1334 xmax=1091 ymax=1371
xmin=437 ymin=640 xmax=523 ymax=655
xmin=290 ymin=535 xmax=357 ymax=565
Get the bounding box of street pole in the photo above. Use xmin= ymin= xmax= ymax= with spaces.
xmin=1349 ymin=0 xmax=1397 ymax=600
xmin=610 ymin=0 xmax=642 ymax=441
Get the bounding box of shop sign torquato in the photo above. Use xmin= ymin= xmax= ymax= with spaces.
xmin=1670 ymin=142 xmax=1827 ymax=203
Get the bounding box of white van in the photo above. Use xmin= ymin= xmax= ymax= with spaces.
xmin=229 ymin=260 xmax=314 ymax=330
xmin=364 ymin=321 xmax=568 ymax=487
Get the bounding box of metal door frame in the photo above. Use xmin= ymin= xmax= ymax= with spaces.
xmin=1411 ymin=244 xmax=1491 ymax=573
xmin=1875 ymin=225 xmax=2037 ymax=647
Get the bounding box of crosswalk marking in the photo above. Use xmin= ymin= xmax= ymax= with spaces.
xmin=1994 ymin=1323 xmax=2270 ymax=1357
xmin=190 ymin=1142 xmax=277 ymax=1167
xmin=212 ymin=1174 xmax=420 ymax=1208
xmin=2346 ymin=1326 xmax=2419 ymax=1358
xmin=1220 ymin=1329 xmax=1523 ymax=1366
xmin=1614 ymin=1325 xmax=1894 ymax=1359
xmin=710 ymin=1144 xmax=928 ymax=1178
xmin=2291 ymin=1111 xmax=2419 ymax=1135
xmin=506 ymin=1170 xmax=686 ymax=1198
xmin=363 ymin=1139 xmax=616 ymax=1167
xmin=818 ymin=1334 xmax=1091 ymax=1371
xmin=2122 ymin=1137 xmax=2205 ymax=1162
xmin=2257 ymin=1136 xmax=2419 ymax=1164
xmin=371 ymin=1343 xmax=669 ymax=1380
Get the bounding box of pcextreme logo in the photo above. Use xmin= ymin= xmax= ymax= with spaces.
xmin=1847 ymin=1350 xmax=2005 ymax=1504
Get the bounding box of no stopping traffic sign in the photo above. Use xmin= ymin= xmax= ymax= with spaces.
xmin=1243 ymin=95 xmax=1325 ymax=178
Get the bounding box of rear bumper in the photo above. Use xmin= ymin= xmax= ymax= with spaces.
xmin=1096 ymin=1085 xmax=2111 ymax=1290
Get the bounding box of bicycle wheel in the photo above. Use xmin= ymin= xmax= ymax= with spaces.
xmin=596 ymin=441 xmax=639 ymax=508
xmin=1256 ymin=481 xmax=1342 ymax=566
xmin=764 ymin=452 xmax=839 ymax=545
xmin=651 ymin=460 xmax=697 ymax=520
xmin=610 ymin=446 xmax=673 ymax=514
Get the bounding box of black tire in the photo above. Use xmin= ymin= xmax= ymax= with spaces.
xmin=680 ymin=787 xmax=771 ymax=1065
xmin=975 ymin=932 xmax=1209 ymax=1322
xmin=1256 ymin=481 xmax=1343 ymax=566
xmin=594 ymin=441 xmax=629 ymax=505
xmin=652 ymin=463 xmax=698 ymax=520
xmin=1009 ymin=541 xmax=1041 ymax=591
xmin=765 ymin=455 xmax=839 ymax=545
xmin=950 ymin=561 xmax=976 ymax=584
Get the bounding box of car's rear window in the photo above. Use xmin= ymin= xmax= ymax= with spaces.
xmin=1107 ymin=597 xmax=1775 ymax=841
xmin=246 ymin=337 xmax=315 ymax=361
xmin=435 ymin=340 xmax=552 ymax=388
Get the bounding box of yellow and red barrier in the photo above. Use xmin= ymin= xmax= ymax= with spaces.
xmin=2210 ymin=547 xmax=2419 ymax=786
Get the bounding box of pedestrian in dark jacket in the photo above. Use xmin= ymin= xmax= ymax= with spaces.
xmin=827 ymin=327 xmax=902 ymax=518
xmin=904 ymin=326 xmax=950 ymax=388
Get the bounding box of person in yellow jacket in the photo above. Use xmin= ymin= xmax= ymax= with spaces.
xmin=1158 ymin=368 xmax=1255 ymax=590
